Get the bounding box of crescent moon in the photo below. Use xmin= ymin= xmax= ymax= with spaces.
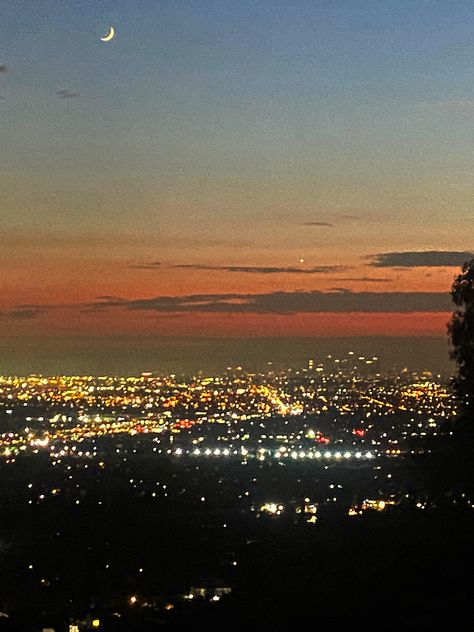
xmin=100 ymin=26 xmax=115 ymax=42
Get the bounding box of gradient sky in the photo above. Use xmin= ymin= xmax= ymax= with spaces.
xmin=1 ymin=1 xmax=474 ymax=372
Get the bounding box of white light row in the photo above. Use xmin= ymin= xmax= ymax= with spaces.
xmin=171 ymin=447 xmax=376 ymax=460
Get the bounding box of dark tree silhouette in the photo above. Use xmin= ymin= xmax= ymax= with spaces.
xmin=448 ymin=258 xmax=474 ymax=415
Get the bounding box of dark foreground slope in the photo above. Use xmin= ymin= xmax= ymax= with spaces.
xmin=1 ymin=430 xmax=474 ymax=632
xmin=1 ymin=501 xmax=473 ymax=630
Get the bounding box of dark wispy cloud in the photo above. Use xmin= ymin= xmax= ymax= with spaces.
xmin=129 ymin=261 xmax=161 ymax=270
xmin=0 ymin=306 xmax=44 ymax=320
xmin=368 ymin=251 xmax=474 ymax=268
xmin=172 ymin=264 xmax=347 ymax=275
xmin=81 ymin=296 xmax=127 ymax=312
xmin=86 ymin=290 xmax=451 ymax=315
xmin=56 ymin=89 xmax=79 ymax=99
xmin=336 ymin=277 xmax=392 ymax=283
xmin=0 ymin=65 xmax=7 ymax=73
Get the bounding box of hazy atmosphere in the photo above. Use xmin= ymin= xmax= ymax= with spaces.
xmin=2 ymin=1 xmax=473 ymax=372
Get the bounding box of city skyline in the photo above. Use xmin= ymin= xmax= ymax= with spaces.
xmin=2 ymin=1 xmax=474 ymax=370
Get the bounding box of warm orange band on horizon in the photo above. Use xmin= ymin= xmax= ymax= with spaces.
xmin=1 ymin=310 xmax=450 ymax=338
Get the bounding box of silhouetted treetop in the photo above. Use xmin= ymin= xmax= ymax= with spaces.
xmin=449 ymin=258 xmax=474 ymax=415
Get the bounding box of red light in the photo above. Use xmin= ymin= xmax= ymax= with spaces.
xmin=172 ymin=420 xmax=196 ymax=430
xmin=315 ymin=433 xmax=330 ymax=444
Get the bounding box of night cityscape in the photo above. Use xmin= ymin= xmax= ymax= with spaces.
xmin=0 ymin=355 xmax=473 ymax=629
xmin=3 ymin=1 xmax=474 ymax=630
